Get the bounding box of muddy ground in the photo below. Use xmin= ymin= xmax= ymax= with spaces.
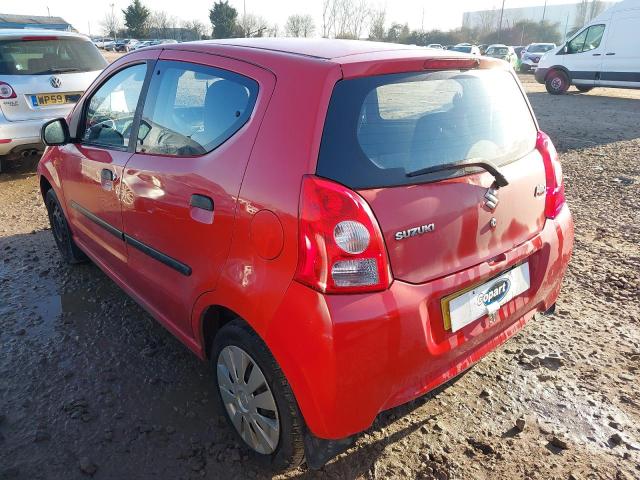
xmin=1 ymin=75 xmax=639 ymax=480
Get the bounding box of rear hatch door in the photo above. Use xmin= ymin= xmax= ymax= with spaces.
xmin=0 ymin=35 xmax=106 ymax=121
xmin=317 ymin=65 xmax=546 ymax=284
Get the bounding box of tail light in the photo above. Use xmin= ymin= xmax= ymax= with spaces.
xmin=536 ymin=131 xmax=565 ymax=219
xmin=0 ymin=82 xmax=16 ymax=99
xmin=295 ymin=176 xmax=392 ymax=294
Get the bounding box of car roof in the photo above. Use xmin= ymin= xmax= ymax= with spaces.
xmin=0 ymin=28 xmax=89 ymax=40
xmin=181 ymin=38 xmax=428 ymax=61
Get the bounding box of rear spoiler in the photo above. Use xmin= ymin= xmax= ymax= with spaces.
xmin=341 ymin=54 xmax=506 ymax=79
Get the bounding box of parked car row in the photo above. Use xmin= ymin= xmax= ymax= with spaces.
xmin=94 ymin=38 xmax=179 ymax=52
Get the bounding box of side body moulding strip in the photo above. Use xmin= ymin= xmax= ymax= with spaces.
xmin=70 ymin=201 xmax=192 ymax=276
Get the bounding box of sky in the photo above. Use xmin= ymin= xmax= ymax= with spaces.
xmin=4 ymin=0 xmax=588 ymax=36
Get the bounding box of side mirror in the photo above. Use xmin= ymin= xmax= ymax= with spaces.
xmin=41 ymin=118 xmax=70 ymax=146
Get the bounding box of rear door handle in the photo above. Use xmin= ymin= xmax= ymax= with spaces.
xmin=592 ymin=53 xmax=601 ymax=56
xmin=605 ymin=52 xmax=616 ymax=56
xmin=190 ymin=194 xmax=214 ymax=211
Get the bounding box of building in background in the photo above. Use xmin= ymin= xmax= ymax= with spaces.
xmin=0 ymin=14 xmax=74 ymax=31
xmin=463 ymin=2 xmax=617 ymax=37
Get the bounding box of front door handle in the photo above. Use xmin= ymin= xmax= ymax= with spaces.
xmin=100 ymin=168 xmax=117 ymax=190
xmin=190 ymin=194 xmax=214 ymax=211
xmin=592 ymin=53 xmax=601 ymax=56
xmin=605 ymin=52 xmax=616 ymax=56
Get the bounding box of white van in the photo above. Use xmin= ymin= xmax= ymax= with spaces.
xmin=536 ymin=0 xmax=640 ymax=94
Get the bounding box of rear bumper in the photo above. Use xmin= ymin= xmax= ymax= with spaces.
xmin=0 ymin=117 xmax=47 ymax=156
xmin=266 ymin=206 xmax=574 ymax=440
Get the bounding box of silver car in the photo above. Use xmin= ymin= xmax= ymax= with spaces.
xmin=0 ymin=29 xmax=107 ymax=172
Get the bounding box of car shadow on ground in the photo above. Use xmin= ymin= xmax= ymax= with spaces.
xmin=1 ymin=225 xmax=471 ymax=479
xmin=293 ymin=372 xmax=470 ymax=479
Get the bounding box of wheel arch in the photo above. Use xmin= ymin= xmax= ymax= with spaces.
xmin=545 ymin=65 xmax=571 ymax=82
xmin=199 ymin=304 xmax=247 ymax=359
xmin=39 ymin=175 xmax=53 ymax=199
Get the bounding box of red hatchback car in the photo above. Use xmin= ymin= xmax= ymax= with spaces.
xmin=38 ymin=39 xmax=574 ymax=471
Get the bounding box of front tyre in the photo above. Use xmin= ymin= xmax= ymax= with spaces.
xmin=545 ymin=70 xmax=569 ymax=95
xmin=212 ymin=320 xmax=305 ymax=472
xmin=45 ymin=189 xmax=87 ymax=264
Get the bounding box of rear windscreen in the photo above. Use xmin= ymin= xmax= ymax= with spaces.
xmin=0 ymin=38 xmax=107 ymax=75
xmin=317 ymin=69 xmax=537 ymax=189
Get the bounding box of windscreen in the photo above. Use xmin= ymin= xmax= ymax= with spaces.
xmin=528 ymin=44 xmax=554 ymax=53
xmin=487 ymin=47 xmax=509 ymax=55
xmin=317 ymin=69 xmax=537 ymax=189
xmin=0 ymin=38 xmax=107 ymax=75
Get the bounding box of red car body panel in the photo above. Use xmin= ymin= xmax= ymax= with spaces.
xmin=37 ymin=39 xmax=574 ymax=442
xmin=360 ymin=152 xmax=548 ymax=285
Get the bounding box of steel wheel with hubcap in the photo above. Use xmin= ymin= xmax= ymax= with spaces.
xmin=545 ymin=70 xmax=569 ymax=95
xmin=217 ymin=345 xmax=280 ymax=454
xmin=211 ymin=320 xmax=305 ymax=471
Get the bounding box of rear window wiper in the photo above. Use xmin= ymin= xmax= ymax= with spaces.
xmin=406 ymin=158 xmax=509 ymax=188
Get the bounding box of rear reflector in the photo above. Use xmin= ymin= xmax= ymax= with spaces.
xmin=536 ymin=131 xmax=566 ymax=219
xmin=423 ymin=58 xmax=480 ymax=70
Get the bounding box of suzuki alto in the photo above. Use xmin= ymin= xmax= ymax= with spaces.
xmin=37 ymin=38 xmax=574 ymax=471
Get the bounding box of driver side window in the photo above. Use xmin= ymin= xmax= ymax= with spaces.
xmin=82 ymin=63 xmax=147 ymax=149
xmin=567 ymin=24 xmax=605 ymax=54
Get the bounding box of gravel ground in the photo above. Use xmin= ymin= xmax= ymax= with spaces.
xmin=1 ymin=74 xmax=639 ymax=480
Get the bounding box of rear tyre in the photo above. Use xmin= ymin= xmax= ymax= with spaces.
xmin=212 ymin=320 xmax=305 ymax=473
xmin=576 ymin=86 xmax=594 ymax=93
xmin=44 ymin=189 xmax=87 ymax=264
xmin=545 ymin=70 xmax=569 ymax=95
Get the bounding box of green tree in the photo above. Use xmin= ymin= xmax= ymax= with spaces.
xmin=122 ymin=0 xmax=150 ymax=38
xmin=385 ymin=23 xmax=410 ymax=44
xmin=209 ymin=1 xmax=238 ymax=39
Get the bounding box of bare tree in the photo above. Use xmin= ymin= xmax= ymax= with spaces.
xmin=148 ymin=10 xmax=170 ymax=38
xmin=348 ymin=0 xmax=371 ymax=39
xmin=588 ymin=0 xmax=605 ymax=21
xmin=284 ymin=14 xmax=316 ymax=37
xmin=368 ymin=8 xmax=385 ymax=41
xmin=477 ymin=9 xmax=498 ymax=34
xmin=182 ymin=20 xmax=207 ymax=40
xmin=266 ymin=24 xmax=279 ymax=37
xmin=322 ymin=0 xmax=338 ymax=37
xmin=322 ymin=0 xmax=372 ymax=39
xmin=575 ymin=0 xmax=589 ymax=28
xmin=238 ymin=13 xmax=268 ymax=37
xmin=100 ymin=10 xmax=122 ymax=37
xmin=334 ymin=0 xmax=351 ymax=38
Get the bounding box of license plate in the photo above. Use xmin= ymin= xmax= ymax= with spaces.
xmin=31 ymin=92 xmax=82 ymax=107
xmin=441 ymin=262 xmax=530 ymax=333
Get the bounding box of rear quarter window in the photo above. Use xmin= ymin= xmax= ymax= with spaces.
xmin=136 ymin=61 xmax=258 ymax=157
xmin=317 ymin=69 xmax=537 ymax=189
